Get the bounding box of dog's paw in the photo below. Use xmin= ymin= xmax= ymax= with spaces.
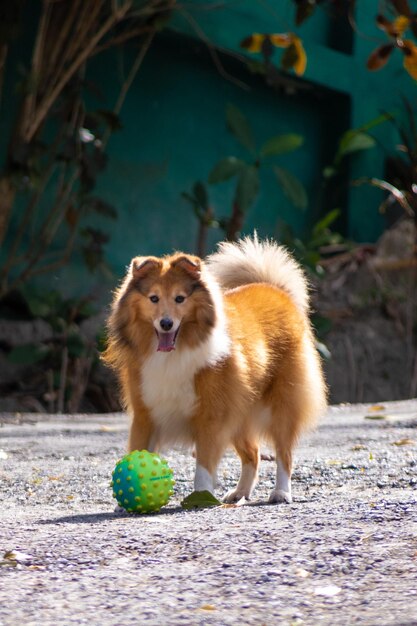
xmin=223 ymin=488 xmax=251 ymax=504
xmin=268 ymin=488 xmax=292 ymax=504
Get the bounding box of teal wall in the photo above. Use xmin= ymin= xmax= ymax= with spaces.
xmin=92 ymin=32 xmax=349 ymax=275
xmin=170 ymin=1 xmax=414 ymax=242
xmin=1 ymin=1 xmax=415 ymax=299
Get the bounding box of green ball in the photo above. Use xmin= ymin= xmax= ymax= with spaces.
xmin=111 ymin=450 xmax=174 ymax=513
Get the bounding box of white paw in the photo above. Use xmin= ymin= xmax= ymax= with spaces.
xmin=223 ymin=488 xmax=251 ymax=503
xmin=268 ymin=488 xmax=292 ymax=504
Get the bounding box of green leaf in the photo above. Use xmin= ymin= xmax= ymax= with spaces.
xmin=312 ymin=209 xmax=341 ymax=237
xmin=8 ymin=343 xmax=50 ymax=365
xmin=274 ymin=166 xmax=308 ymax=210
xmin=323 ymin=166 xmax=336 ymax=179
xmin=365 ymin=414 xmax=388 ymax=421
xmin=180 ymin=490 xmax=222 ymax=510
xmin=226 ymin=103 xmax=256 ymax=154
xmin=234 ymin=165 xmax=260 ymax=212
xmin=260 ymin=133 xmax=304 ymax=158
xmin=336 ymin=131 xmax=376 ymax=163
xmin=66 ymin=331 xmax=86 ymax=358
xmin=21 ymin=287 xmax=61 ymax=319
xmin=360 ymin=112 xmax=393 ymax=133
xmin=208 ymin=157 xmax=245 ymax=184
xmin=311 ymin=314 xmax=333 ymax=338
xmin=82 ymin=197 xmax=117 ymax=219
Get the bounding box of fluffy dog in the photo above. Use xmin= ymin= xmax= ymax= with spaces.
xmin=104 ymin=236 xmax=327 ymax=503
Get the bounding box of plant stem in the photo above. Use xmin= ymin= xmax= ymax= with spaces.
xmin=102 ymin=28 xmax=156 ymax=148
xmin=226 ymin=202 xmax=244 ymax=241
xmin=57 ymin=345 xmax=68 ymax=414
xmin=24 ymin=1 xmax=133 ymax=143
xmin=0 ymin=176 xmax=16 ymax=251
xmin=0 ymin=43 xmax=8 ymax=114
xmin=196 ymin=206 xmax=213 ymax=257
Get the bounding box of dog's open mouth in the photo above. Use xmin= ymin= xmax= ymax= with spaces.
xmin=156 ymin=328 xmax=179 ymax=352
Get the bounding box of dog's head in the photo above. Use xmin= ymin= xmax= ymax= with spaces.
xmin=116 ymin=253 xmax=216 ymax=353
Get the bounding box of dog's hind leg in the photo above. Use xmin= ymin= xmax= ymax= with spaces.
xmin=223 ymin=438 xmax=260 ymax=503
xmin=265 ymin=393 xmax=300 ymax=504
xmin=266 ymin=390 xmax=311 ymax=504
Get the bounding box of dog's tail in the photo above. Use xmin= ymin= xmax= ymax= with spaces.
xmin=206 ymin=234 xmax=309 ymax=313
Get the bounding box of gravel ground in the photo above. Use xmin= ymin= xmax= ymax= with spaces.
xmin=0 ymin=401 xmax=416 ymax=626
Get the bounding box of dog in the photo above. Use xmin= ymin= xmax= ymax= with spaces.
xmin=103 ymin=235 xmax=327 ymax=504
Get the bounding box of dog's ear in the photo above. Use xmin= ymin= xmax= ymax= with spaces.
xmin=171 ymin=255 xmax=202 ymax=278
xmin=130 ymin=257 xmax=161 ymax=279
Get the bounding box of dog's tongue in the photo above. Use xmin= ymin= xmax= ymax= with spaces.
xmin=157 ymin=331 xmax=176 ymax=352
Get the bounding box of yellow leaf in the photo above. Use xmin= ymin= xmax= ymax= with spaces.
xmin=377 ymin=14 xmax=409 ymax=37
xmin=393 ymin=15 xmax=410 ymax=36
xmin=402 ymin=40 xmax=417 ymax=80
xmin=240 ymin=33 xmax=265 ymax=53
xmin=199 ymin=605 xmax=216 ymax=611
xmin=270 ymin=33 xmax=293 ymax=48
xmin=368 ymin=404 xmax=385 ymax=412
xmin=392 ymin=438 xmax=415 ymax=446
xmin=292 ymin=36 xmax=307 ymax=75
xmin=351 ymin=444 xmax=367 ymax=451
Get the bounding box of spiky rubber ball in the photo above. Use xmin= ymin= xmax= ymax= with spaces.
xmin=111 ymin=450 xmax=174 ymax=513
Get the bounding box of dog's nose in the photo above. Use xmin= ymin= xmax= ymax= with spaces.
xmin=160 ymin=317 xmax=174 ymax=331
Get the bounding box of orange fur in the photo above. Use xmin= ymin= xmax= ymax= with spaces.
xmin=104 ymin=236 xmax=327 ymax=503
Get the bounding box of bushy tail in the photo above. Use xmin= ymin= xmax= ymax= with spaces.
xmin=206 ymin=234 xmax=310 ymax=313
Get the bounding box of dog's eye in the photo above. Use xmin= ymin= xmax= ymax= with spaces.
xmin=149 ymin=295 xmax=159 ymax=303
xmin=175 ymin=295 xmax=185 ymax=304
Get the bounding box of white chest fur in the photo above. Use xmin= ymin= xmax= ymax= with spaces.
xmin=140 ymin=325 xmax=231 ymax=443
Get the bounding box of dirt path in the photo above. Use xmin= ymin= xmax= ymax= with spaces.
xmin=0 ymin=401 xmax=416 ymax=626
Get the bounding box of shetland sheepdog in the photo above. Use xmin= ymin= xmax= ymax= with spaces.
xmin=104 ymin=236 xmax=327 ymax=504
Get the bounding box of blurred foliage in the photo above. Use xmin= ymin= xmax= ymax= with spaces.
xmin=241 ymin=32 xmax=306 ymax=77
xmin=241 ymin=1 xmax=417 ymax=88
xmin=0 ymin=0 xmax=175 ymax=300
xmin=293 ymin=0 xmax=417 ymax=82
xmin=0 ymin=0 xmax=176 ymax=413
xmin=281 ymin=208 xmax=347 ymax=277
xmin=182 ymin=103 xmax=306 ymax=255
xmin=0 ymin=287 xmax=109 ymax=413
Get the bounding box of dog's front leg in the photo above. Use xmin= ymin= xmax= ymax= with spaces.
xmin=193 ymin=423 xmax=228 ymax=496
xmin=128 ymin=412 xmax=158 ymax=453
xmin=123 ymin=368 xmax=158 ymax=453
xmin=128 ymin=401 xmax=158 ymax=453
xmin=194 ymin=463 xmax=216 ymax=494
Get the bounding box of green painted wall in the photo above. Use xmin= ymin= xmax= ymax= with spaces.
xmin=92 ymin=32 xmax=348 ymax=276
xmin=1 ymin=1 xmax=415 ymax=299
